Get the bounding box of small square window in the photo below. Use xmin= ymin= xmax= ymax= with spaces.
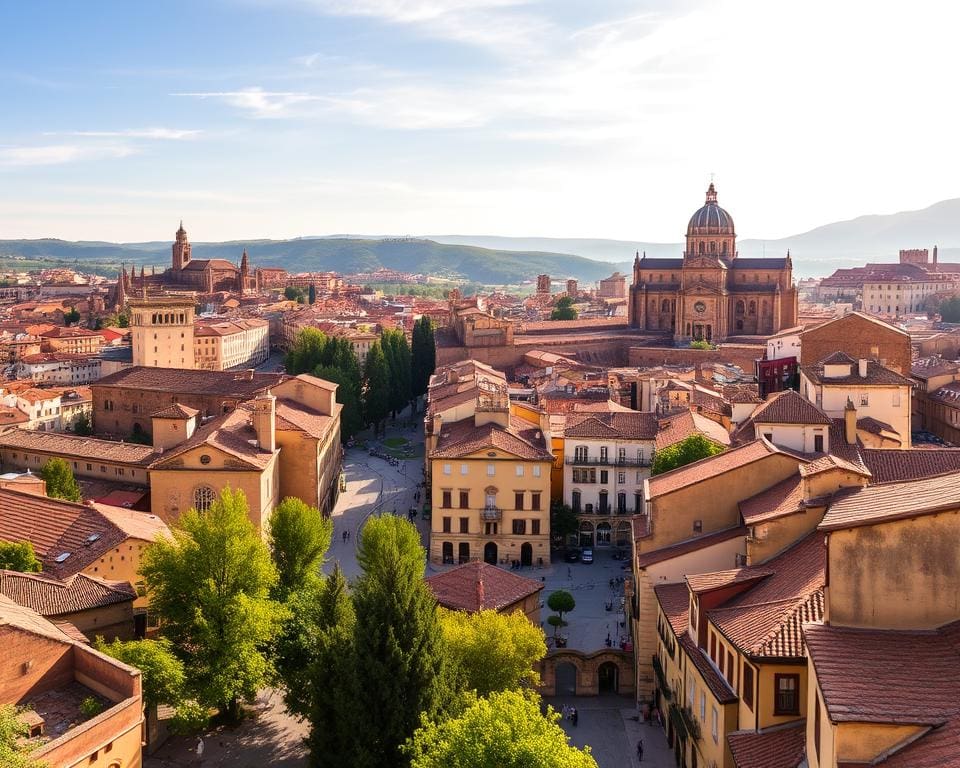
xmin=487 ymin=464 xmax=495 ymax=476
xmin=460 ymin=464 xmax=468 ymax=475
xmin=515 ymin=465 xmax=524 ymax=477
xmin=443 ymin=464 xmax=452 ymax=476
xmin=532 ymin=465 xmax=541 ymax=477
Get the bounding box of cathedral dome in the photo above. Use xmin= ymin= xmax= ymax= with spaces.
xmin=687 ymin=183 xmax=735 ymax=236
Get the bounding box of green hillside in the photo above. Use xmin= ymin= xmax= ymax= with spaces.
xmin=0 ymin=237 xmax=624 ymax=285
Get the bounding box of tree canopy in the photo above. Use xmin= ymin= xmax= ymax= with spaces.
xmin=267 ymin=496 xmax=332 ymax=601
xmin=406 ymin=690 xmax=598 ymax=768
xmin=39 ymin=457 xmax=82 ymax=502
xmin=550 ymin=296 xmax=578 ymax=321
xmin=94 ymin=637 xmax=186 ymax=709
xmin=0 ymin=705 xmax=44 ymax=768
xmin=547 ymin=590 xmax=576 ymax=625
xmin=381 ymin=328 xmax=412 ymax=417
xmin=0 ymin=541 xmax=42 ymax=573
xmin=411 ymin=316 xmax=436 ymax=402
xmin=362 ymin=340 xmax=391 ymax=432
xmin=439 ymin=609 xmax=546 ymax=697
xmin=140 ymin=487 xmax=283 ymax=719
xmin=650 ymin=433 xmax=725 ymax=476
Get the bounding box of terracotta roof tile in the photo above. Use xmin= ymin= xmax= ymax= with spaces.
xmin=0 ymin=593 xmax=76 ymax=644
xmin=0 ymin=571 xmax=135 ymax=616
xmin=801 ymin=354 xmax=913 ymax=387
xmin=0 ymin=429 xmax=157 ymax=465
xmin=911 ymin=356 xmax=960 ymax=380
xmin=680 ymin=634 xmax=738 ymax=704
xmin=431 ymin=415 xmax=552 ymax=461
xmin=95 ymin=365 xmax=283 ymax=396
xmin=654 ymin=410 xmax=731 ymax=452
xmin=275 ymin=398 xmax=338 ymax=440
xmin=820 ymin=472 xmax=960 ymax=531
xmin=860 ymin=448 xmax=960 ymax=483
xmin=686 ymin=567 xmax=773 ymax=595
xmin=646 ymin=440 xmax=783 ymax=499
xmin=637 ymin=526 xmax=747 ymax=567
xmin=739 ymin=475 xmax=806 ymax=525
xmin=150 ymin=405 xmax=275 ymax=470
xmin=727 ymin=722 xmax=806 ymax=768
xmin=747 ymin=390 xmax=832 ymax=426
xmin=425 ymin=561 xmax=543 ymax=612
xmin=150 ymin=403 xmax=199 ymax=419
xmin=653 ymin=582 xmax=689 ymax=634
xmin=798 ymin=454 xmax=871 ymax=478
xmin=564 ymin=412 xmax=658 ymax=440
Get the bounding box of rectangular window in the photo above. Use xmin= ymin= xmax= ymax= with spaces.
xmin=531 ymin=492 xmax=541 ymax=511
xmin=487 ymin=464 xmax=495 ymax=476
xmin=709 ymin=632 xmax=716 ymax=662
xmin=814 ymin=434 xmax=824 ymax=453
xmin=618 ymin=471 xmax=626 ymax=484
xmin=814 ymin=691 xmax=821 ymax=762
xmin=700 ymin=692 xmax=706 ymax=721
xmin=727 ymin=650 xmax=735 ymax=688
xmin=532 ymin=465 xmax=541 ymax=477
xmin=515 ymin=492 xmax=524 ymax=510
xmin=442 ymin=516 xmax=451 ymax=533
xmin=693 ymin=519 xmax=702 ymax=533
xmin=718 ymin=648 xmax=724 ymax=675
xmin=574 ymin=446 xmax=588 ymax=462
xmin=688 ymin=678 xmax=695 ymax=708
xmin=484 ymin=522 xmax=498 ymax=535
xmin=743 ymin=663 xmax=754 ymax=710
xmin=531 ymin=519 xmax=541 ymax=535
xmin=460 ymin=464 xmax=469 ymax=475
xmin=459 ymin=491 xmax=469 ymax=509
xmin=441 ymin=490 xmax=452 ymax=509
xmin=512 ymin=519 xmax=526 ymax=535
xmin=774 ymin=674 xmax=800 ymax=716
xmin=618 ymin=447 xmax=626 ymax=463
xmin=711 ymin=707 xmax=718 ymax=743
xmin=459 ymin=517 xmax=469 ymax=534
xmin=516 ymin=465 xmax=524 ymax=477
xmin=600 ymin=447 xmax=608 ymax=462
xmin=860 ymin=393 xmax=869 ymax=406
xmin=599 ymin=470 xmax=608 ymax=484
xmin=443 ymin=463 xmax=452 ymax=475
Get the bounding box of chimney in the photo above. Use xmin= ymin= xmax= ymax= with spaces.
xmin=934 ymin=245 xmax=939 ymax=266
xmin=858 ymin=359 xmax=867 ymax=378
xmin=448 ymin=367 xmax=459 ymax=384
xmin=844 ymin=398 xmax=857 ymax=445
xmin=244 ymin=368 xmax=255 ymax=381
xmin=476 ymin=574 xmax=485 ymax=608
xmin=252 ymin=390 xmax=276 ymax=452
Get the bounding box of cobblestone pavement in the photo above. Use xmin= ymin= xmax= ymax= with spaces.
xmin=544 ymin=697 xmax=676 ymax=768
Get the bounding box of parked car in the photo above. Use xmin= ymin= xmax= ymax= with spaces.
xmin=581 ymin=548 xmax=594 ymax=564
xmin=564 ymin=549 xmax=580 ymax=563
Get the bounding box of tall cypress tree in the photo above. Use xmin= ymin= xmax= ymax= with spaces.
xmin=411 ymin=318 xmax=436 ymax=404
xmin=351 ymin=517 xmax=456 ymax=768
xmin=381 ymin=329 xmax=411 ymax=418
xmin=363 ymin=340 xmax=390 ymax=433
xmin=308 ymin=283 xmax=317 ymax=305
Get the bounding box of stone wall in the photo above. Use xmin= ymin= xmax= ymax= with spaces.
xmin=628 ymin=343 xmax=764 ymax=373
xmin=539 ymin=648 xmax=635 ymax=697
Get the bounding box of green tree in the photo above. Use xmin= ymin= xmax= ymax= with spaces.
xmin=286 ymin=327 xmax=328 ymax=375
xmin=547 ymin=590 xmax=575 ymax=627
xmin=406 ymin=690 xmax=597 ymax=768
xmin=315 ymin=365 xmax=363 ymax=443
xmin=362 ymin=340 xmax=391 ymax=433
xmin=551 ymin=504 xmax=579 ymax=545
xmin=381 ymin=328 xmax=412 ymax=417
xmin=308 ymin=283 xmax=317 ymax=304
xmin=411 ymin=317 xmax=436 ymax=402
xmin=0 ymin=541 xmax=42 ymax=573
xmin=64 ymin=307 xmax=81 ymax=325
xmin=439 ymin=609 xmax=546 ymax=697
xmin=650 ymin=433 xmax=725 ymax=476
xmin=72 ymin=411 xmax=93 ymax=436
xmin=352 ymin=516 xmax=456 ymax=767
xmin=140 ymin=487 xmax=283 ymax=720
xmin=267 ymin=497 xmax=332 ymax=601
xmin=117 ymin=311 xmax=130 ymax=328
xmin=284 ymin=286 xmax=306 ymax=303
xmin=39 ymin=457 xmax=82 ymax=502
xmin=94 ymin=637 xmax=186 ymax=709
xmin=550 ymin=296 xmax=578 ymax=321
xmin=0 ymin=705 xmax=45 ymax=768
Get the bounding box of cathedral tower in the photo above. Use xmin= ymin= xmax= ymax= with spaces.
xmin=684 ymin=183 xmax=736 ymax=262
xmin=172 ymin=221 xmax=191 ymax=272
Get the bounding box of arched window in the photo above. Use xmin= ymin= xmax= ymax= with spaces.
xmin=710 ymin=242 xmax=716 ymax=253
xmin=699 ymin=242 xmax=705 ymax=254
xmin=661 ymin=300 xmax=670 ymax=313
xmin=650 ymin=300 xmax=656 ymax=311
xmin=193 ymin=485 xmax=216 ymax=513
xmin=749 ymin=301 xmax=756 ymax=316
xmin=735 ymin=301 xmax=745 ymax=315
xmin=722 ymin=241 xmax=728 ymax=255
xmin=762 ymin=300 xmax=769 ymax=315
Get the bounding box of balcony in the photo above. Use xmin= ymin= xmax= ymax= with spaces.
xmin=574 ymin=507 xmax=640 ymax=516
xmin=679 ymin=705 xmax=702 ymax=741
xmin=651 ymin=655 xmax=672 ymax=701
xmin=565 ymin=456 xmax=650 ymax=467
xmin=481 ymin=506 xmax=503 ymax=521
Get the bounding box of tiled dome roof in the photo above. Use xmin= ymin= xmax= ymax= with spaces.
xmin=687 ymin=183 xmax=735 ymax=235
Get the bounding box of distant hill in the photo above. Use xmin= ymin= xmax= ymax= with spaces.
xmin=3 ymin=196 xmax=960 ymax=283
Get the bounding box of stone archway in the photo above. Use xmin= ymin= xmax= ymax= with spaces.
xmin=555 ymin=663 xmax=577 ymax=696
xmin=539 ymin=650 xmax=635 ymax=698
xmin=598 ymin=661 xmax=619 ymax=694
xmin=520 ymin=542 xmax=533 ymax=567
xmin=484 ymin=541 xmax=498 ymax=565
xmin=579 ymin=520 xmax=594 ymax=548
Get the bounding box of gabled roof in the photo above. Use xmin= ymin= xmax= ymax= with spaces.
xmin=149 ymin=405 xmax=276 ymax=470
xmin=798 ymin=453 xmax=871 ymax=478
xmin=800 ymin=310 xmax=910 ymax=338
xmin=95 ymin=365 xmax=283 ymax=396
xmin=0 ymin=593 xmax=77 ymax=644
xmin=563 ymin=411 xmax=658 ymax=440
xmin=430 ymin=416 xmax=552 ymax=461
xmin=801 ymin=355 xmax=913 ymax=387
xmin=0 ymin=429 xmax=157 ymax=466
xmin=275 ymin=398 xmax=338 ymax=441
xmin=820 ymin=472 xmax=960 ymax=531
xmin=739 ymin=475 xmax=806 ymax=525
xmin=151 ymin=403 xmax=199 ymax=420
xmin=425 ymin=561 xmax=543 ymax=612
xmin=637 ymin=525 xmax=747 ymax=566
xmin=747 ymin=389 xmax=832 ymax=426
xmin=860 ymin=448 xmax=960 ymax=484
xmin=654 ymin=409 xmax=731 ymax=452
xmin=727 ymin=722 xmax=806 ymax=768
xmin=647 ymin=439 xmax=795 ymax=500
xmin=686 ymin=567 xmax=774 ymax=595
xmin=0 ymin=571 xmax=136 ymax=617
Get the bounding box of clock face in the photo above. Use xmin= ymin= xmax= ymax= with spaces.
xmin=694 ymin=301 xmax=707 ymax=314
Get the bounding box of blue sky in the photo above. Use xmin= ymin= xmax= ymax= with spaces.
xmin=1 ymin=0 xmax=958 ymax=244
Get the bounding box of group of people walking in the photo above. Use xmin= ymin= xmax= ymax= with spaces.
xmin=560 ymin=704 xmax=579 ymax=726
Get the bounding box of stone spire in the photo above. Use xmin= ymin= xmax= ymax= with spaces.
xmin=116 ymin=265 xmax=127 ymax=309
xmin=240 ymin=248 xmax=249 ymax=296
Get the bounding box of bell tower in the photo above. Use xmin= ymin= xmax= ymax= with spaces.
xmin=172 ymin=221 xmax=191 ymax=272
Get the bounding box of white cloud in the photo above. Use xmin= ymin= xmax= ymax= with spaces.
xmin=0 ymin=144 xmax=136 ymax=167
xmin=173 ymin=87 xmax=320 ymax=117
xmin=49 ymin=128 xmax=202 ymax=140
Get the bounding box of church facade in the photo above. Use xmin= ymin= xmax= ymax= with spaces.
xmin=628 ymin=185 xmax=797 ymax=341
xmin=167 ymin=222 xmax=254 ymax=293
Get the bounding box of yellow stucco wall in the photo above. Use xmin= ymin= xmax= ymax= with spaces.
xmin=827 ymin=509 xmax=960 ymax=629
xmin=82 ymin=537 xmax=153 ymax=610
xmin=748 ymin=505 xmax=825 ymax=564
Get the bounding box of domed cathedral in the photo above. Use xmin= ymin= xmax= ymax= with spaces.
xmin=628 ymin=184 xmax=797 ymax=341
xmin=165 ymin=221 xmax=256 ymax=294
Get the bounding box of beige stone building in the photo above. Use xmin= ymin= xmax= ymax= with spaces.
xmin=426 ymin=360 xmax=552 ymax=566
xmin=129 ymin=295 xmax=196 ymax=369
xmin=194 ymin=317 xmax=270 ymax=370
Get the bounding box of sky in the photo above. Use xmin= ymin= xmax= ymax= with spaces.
xmin=1 ymin=0 xmax=959 ymax=244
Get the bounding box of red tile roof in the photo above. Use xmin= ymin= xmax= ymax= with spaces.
xmin=653 ymin=582 xmax=690 ymax=634
xmin=563 ymin=411 xmax=658 ymax=440
xmin=95 ymin=365 xmax=283 ymax=396
xmin=0 ymin=571 xmax=135 ymax=616
xmin=860 ymin=448 xmax=960 ymax=484
xmin=747 ymin=390 xmax=833 ymax=426
xmin=647 ymin=440 xmax=790 ymax=500
xmin=820 ymin=472 xmax=960 ymax=531
xmin=801 ymin=353 xmax=913 ymax=387
xmin=654 ymin=410 xmax=731 ymax=452
xmin=0 ymin=428 xmax=157 ymax=465
xmin=275 ymin=398 xmax=338 ymax=441
xmin=727 ymin=722 xmax=806 ymax=768
xmin=150 ymin=403 xmax=199 ymax=419
xmin=425 ymin=561 xmax=543 ymax=612
xmin=798 ymin=453 xmax=870 ymax=478
xmin=150 ymin=405 xmax=275 ymax=470
xmin=739 ymin=475 xmax=806 ymax=525
xmin=0 ymin=593 xmax=77 ymax=644
xmin=686 ymin=567 xmax=774 ymax=595
xmin=430 ymin=415 xmax=552 ymax=461
xmin=680 ymin=634 xmax=738 ymax=704
xmin=637 ymin=526 xmax=747 ymax=567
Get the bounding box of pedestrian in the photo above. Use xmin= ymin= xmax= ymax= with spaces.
xmin=567 ymin=567 xmax=572 ymax=579
xmin=561 ymin=704 xmax=569 ymax=720
xmin=196 ymin=737 xmax=205 ymax=765
xmin=572 ymin=707 xmax=578 ymax=727
xmin=637 ymin=738 xmax=643 ymax=761
xmin=342 ymin=530 xmax=347 ymax=544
